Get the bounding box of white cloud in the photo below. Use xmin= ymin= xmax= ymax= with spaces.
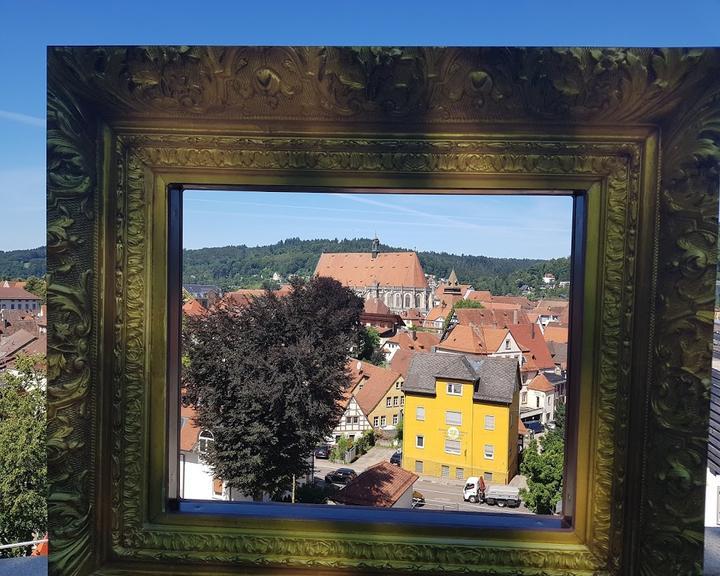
xmin=0 ymin=110 xmax=45 ymax=128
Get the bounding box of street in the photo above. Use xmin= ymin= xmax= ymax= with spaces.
xmin=312 ymin=445 xmax=532 ymax=515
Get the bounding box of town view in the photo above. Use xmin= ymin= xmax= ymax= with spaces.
xmin=178 ymin=191 xmax=571 ymax=515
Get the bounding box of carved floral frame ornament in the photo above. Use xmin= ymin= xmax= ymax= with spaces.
xmin=47 ymin=47 xmax=720 ymax=576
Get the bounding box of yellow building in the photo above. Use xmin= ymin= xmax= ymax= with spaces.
xmin=402 ymin=354 xmax=521 ymax=485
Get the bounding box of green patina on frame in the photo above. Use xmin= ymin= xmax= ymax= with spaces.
xmin=47 ymin=47 xmax=720 ymax=575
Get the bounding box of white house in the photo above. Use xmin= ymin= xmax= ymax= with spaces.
xmin=330 ymin=396 xmax=372 ymax=444
xmin=520 ymin=373 xmax=555 ymax=425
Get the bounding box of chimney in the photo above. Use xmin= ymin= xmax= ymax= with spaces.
xmin=513 ymin=309 xmax=517 ymax=324
xmin=412 ymin=328 xmax=417 ymax=341
xmin=371 ymin=236 xmax=379 ymax=259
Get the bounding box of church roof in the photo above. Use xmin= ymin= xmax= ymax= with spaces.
xmin=314 ymin=252 xmax=428 ymax=289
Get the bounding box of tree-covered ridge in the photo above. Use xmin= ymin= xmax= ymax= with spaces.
xmin=0 ymin=247 xmax=46 ymax=279
xmin=183 ymin=238 xmax=571 ymax=297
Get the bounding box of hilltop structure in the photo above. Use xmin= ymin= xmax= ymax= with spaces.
xmin=314 ymin=237 xmax=432 ymax=313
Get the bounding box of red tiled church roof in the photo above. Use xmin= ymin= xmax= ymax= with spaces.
xmin=314 ymin=252 xmax=428 ymax=288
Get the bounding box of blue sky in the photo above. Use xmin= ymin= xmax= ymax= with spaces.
xmin=184 ymin=191 xmax=573 ymax=258
xmin=1 ymin=0 xmax=719 ymax=254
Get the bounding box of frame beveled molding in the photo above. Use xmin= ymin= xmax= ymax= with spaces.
xmin=47 ymin=47 xmax=720 ymax=576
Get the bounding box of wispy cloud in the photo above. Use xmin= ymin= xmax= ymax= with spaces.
xmin=0 ymin=110 xmax=44 ymax=128
xmin=333 ymin=193 xmax=491 ymax=232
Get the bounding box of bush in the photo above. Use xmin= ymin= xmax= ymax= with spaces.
xmin=330 ymin=435 xmax=353 ymax=462
xmin=295 ymin=483 xmax=329 ymax=504
xmin=354 ymin=429 xmax=376 ymax=454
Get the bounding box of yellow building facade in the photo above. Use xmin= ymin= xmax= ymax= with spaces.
xmin=402 ymin=355 xmax=520 ymax=485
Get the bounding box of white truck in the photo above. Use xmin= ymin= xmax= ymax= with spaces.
xmin=463 ymin=478 xmax=521 ymax=507
xmin=483 ymin=484 xmax=521 ymax=508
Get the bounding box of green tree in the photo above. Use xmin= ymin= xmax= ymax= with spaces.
xmin=183 ymin=276 xmax=364 ymax=499
xmin=357 ymin=326 xmax=386 ymax=366
xmin=395 ymin=412 xmax=403 ymax=443
xmin=23 ymin=276 xmax=47 ymax=304
xmin=453 ymin=300 xmax=484 ymax=309
xmin=519 ymin=437 xmax=563 ymax=514
xmin=520 ymin=407 xmax=566 ymax=514
xmin=0 ymin=354 xmax=47 ymax=557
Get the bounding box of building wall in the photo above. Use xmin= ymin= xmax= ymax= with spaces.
xmin=523 ymin=389 xmax=555 ymax=423
xmin=367 ymin=378 xmax=405 ymax=429
xmin=180 ymin=456 xmax=224 ymax=500
xmin=402 ymin=378 xmax=515 ymax=484
xmin=331 ymin=397 xmax=371 ymax=443
xmin=0 ymin=298 xmax=40 ymax=311
xmin=707 ymin=468 xmax=720 ymax=526
xmin=391 ymin=485 xmax=415 ymax=509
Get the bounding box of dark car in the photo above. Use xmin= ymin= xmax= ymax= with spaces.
xmin=525 ymin=421 xmax=545 ymax=435
xmin=390 ymin=450 xmax=402 ymax=466
xmin=324 ymin=468 xmax=357 ymax=485
xmin=314 ymin=445 xmax=330 ymax=459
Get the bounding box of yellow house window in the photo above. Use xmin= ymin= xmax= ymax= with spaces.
xmin=445 ymin=411 xmax=462 ymax=426
xmin=416 ymin=435 xmax=425 ymax=448
xmin=485 ymin=415 xmax=495 ymax=430
xmin=484 ymin=444 xmax=495 ymax=459
xmin=447 ymin=382 xmax=462 ymax=396
xmin=445 ymin=439 xmax=461 ymax=455
xmin=416 ymin=406 xmax=425 ymax=421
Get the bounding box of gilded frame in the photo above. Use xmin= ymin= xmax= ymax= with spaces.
xmin=47 ymin=47 xmax=720 ymax=575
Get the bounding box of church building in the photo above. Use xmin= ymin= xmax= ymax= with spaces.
xmin=314 ymin=238 xmax=432 ymax=313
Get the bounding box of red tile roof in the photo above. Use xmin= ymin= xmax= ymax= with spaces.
xmin=0 ymin=329 xmax=43 ymax=368
xmin=490 ymin=295 xmax=535 ymax=310
xmin=180 ymin=403 xmax=201 ymax=452
xmin=527 ymin=373 xmax=555 ymax=393
xmin=182 ymin=297 xmax=208 ymax=318
xmin=465 ymin=290 xmax=492 ymax=302
xmin=455 ymin=307 xmax=531 ymax=328
xmin=385 ymin=330 xmax=439 ymax=352
xmin=331 ymin=461 xmax=418 ymax=507
xmin=314 ymin=252 xmax=428 ymax=288
xmin=436 ymin=325 xmax=509 ymax=355
xmin=518 ymin=419 xmax=529 ymax=435
xmin=543 ymin=325 xmax=569 ymax=344
xmin=389 ymin=347 xmax=419 ymax=377
xmin=508 ymin=324 xmax=555 ymax=370
xmin=426 ymin=304 xmax=451 ymax=322
xmin=347 ymin=359 xmax=403 ymax=416
xmin=364 ymin=298 xmax=391 ymax=315
xmin=0 ymin=286 xmax=42 ymax=300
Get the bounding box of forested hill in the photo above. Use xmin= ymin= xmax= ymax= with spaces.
xmin=183 ymin=238 xmax=571 ymax=297
xmin=0 ymin=247 xmax=46 ymax=279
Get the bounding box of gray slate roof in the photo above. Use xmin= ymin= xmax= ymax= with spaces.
xmin=404 ymin=353 xmax=519 ymax=404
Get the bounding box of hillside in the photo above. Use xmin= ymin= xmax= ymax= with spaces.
xmin=0 ymin=246 xmax=46 ymax=279
xmin=183 ymin=238 xmax=570 ymax=298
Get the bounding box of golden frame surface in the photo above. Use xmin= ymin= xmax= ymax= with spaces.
xmin=47 ymin=47 xmax=720 ymax=575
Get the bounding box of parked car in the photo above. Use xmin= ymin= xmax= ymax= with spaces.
xmin=462 ymin=476 xmax=487 ymax=503
xmin=545 ymin=420 xmax=557 ymax=430
xmin=484 ymin=485 xmax=521 ymax=508
xmin=324 ymin=468 xmax=357 ymax=485
xmin=411 ymin=490 xmax=425 ymax=508
xmin=525 ymin=421 xmax=545 ymax=435
xmin=390 ymin=450 xmax=402 ymax=466
xmin=314 ymin=445 xmax=330 ymax=459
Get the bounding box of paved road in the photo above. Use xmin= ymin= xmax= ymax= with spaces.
xmin=312 ymin=445 xmax=532 ymax=515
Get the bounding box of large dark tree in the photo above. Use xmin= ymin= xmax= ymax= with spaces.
xmin=183 ymin=276 xmax=363 ymax=499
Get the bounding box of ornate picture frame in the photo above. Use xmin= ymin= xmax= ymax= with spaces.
xmin=47 ymin=47 xmax=720 ymax=575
